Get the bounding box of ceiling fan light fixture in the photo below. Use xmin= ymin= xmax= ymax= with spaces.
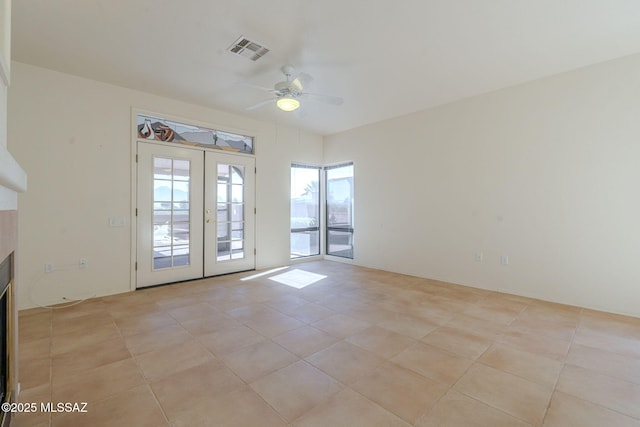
xmin=276 ymin=97 xmax=300 ymax=112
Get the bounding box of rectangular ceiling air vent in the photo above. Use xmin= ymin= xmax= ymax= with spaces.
xmin=227 ymin=36 xmax=270 ymax=61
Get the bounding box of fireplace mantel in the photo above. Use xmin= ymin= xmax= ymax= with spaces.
xmin=0 ymin=146 xmax=26 ymax=195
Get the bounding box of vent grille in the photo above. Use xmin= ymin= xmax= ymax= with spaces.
xmin=227 ymin=36 xmax=269 ymax=61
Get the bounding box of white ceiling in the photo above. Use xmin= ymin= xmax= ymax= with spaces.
xmin=11 ymin=1 xmax=640 ymax=136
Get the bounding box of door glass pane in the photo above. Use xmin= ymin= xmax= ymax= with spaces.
xmin=173 ymin=245 xmax=190 ymax=267
xmin=231 ymin=185 xmax=243 ymax=203
xmin=153 ymin=211 xmax=169 ymax=225
xmin=231 ymin=204 xmax=244 ymax=222
xmin=154 ymin=180 xmax=172 ymax=202
xmin=231 ymin=166 xmax=243 ymax=184
xmin=217 ymin=164 xmax=229 ymax=182
xmin=152 ymin=156 xmax=192 ymax=269
xmin=290 ymin=164 xmax=320 ymax=258
xmin=153 ymin=247 xmax=172 ymax=269
xmin=217 ymin=221 xmax=229 ymax=241
xmin=173 ymin=160 xmax=190 ymax=180
xmin=217 ymin=184 xmax=227 ymax=203
xmin=173 ymin=210 xmax=189 ymax=222
xmin=173 ymin=181 xmax=189 ymax=202
xmin=172 ymin=222 xmax=190 ymax=244
xmin=153 ymin=158 xmax=172 ymax=179
xmin=216 ymin=163 xmax=245 ymax=261
xmin=326 ymin=163 xmax=354 ymax=259
xmin=231 ymin=225 xmax=243 ymax=240
xmin=217 ymin=240 xmax=231 ymax=261
xmin=231 ymin=240 xmax=244 ymax=259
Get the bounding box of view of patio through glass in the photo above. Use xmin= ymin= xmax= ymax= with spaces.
xmin=217 ymin=163 xmax=246 ymax=261
xmin=326 ymin=163 xmax=354 ymax=258
xmin=153 ymin=157 xmax=191 ymax=269
xmin=290 ymin=164 xmax=321 ymax=258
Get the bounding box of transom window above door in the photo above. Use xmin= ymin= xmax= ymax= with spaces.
xmin=137 ymin=113 xmax=254 ymax=154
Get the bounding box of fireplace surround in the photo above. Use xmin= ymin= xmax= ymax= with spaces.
xmin=0 ymin=254 xmax=11 ymax=418
xmin=0 ymin=210 xmax=17 ymax=427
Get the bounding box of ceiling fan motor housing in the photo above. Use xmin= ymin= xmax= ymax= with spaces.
xmin=275 ymin=81 xmax=301 ymax=98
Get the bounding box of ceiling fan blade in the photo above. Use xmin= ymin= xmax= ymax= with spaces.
xmin=292 ymin=72 xmax=313 ymax=91
xmin=245 ymin=99 xmax=274 ymax=111
xmin=302 ymin=92 xmax=344 ymax=106
xmin=238 ymin=82 xmax=275 ymax=93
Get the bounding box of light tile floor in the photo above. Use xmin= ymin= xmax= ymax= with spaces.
xmin=13 ymin=260 xmax=640 ymax=426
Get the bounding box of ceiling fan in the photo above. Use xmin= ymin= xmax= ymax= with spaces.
xmin=244 ymin=65 xmax=344 ymax=112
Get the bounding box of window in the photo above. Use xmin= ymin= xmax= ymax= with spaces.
xmin=325 ymin=163 xmax=354 ymax=258
xmin=290 ymin=164 xmax=321 ymax=258
xmin=137 ymin=113 xmax=254 ymax=154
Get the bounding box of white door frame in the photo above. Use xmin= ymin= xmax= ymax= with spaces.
xmin=130 ymin=109 xmax=257 ymax=290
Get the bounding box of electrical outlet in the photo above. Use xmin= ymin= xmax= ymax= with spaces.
xmin=79 ymin=258 xmax=89 ymax=269
xmin=500 ymin=255 xmax=509 ymax=266
xmin=474 ymin=252 xmax=483 ymax=262
xmin=44 ymin=263 xmax=54 ymax=273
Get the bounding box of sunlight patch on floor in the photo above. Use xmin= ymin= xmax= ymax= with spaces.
xmin=268 ymin=269 xmax=327 ymax=289
xmin=240 ymin=266 xmax=289 ymax=281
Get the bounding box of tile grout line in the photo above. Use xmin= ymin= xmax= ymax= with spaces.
xmin=538 ymin=306 xmax=583 ymax=426
xmin=432 ymin=297 xmax=547 ymax=427
xmin=113 ymin=316 xmax=172 ymax=426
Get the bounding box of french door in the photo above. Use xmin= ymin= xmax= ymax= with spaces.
xmin=136 ymin=141 xmax=255 ymax=288
xmin=204 ymin=150 xmax=255 ymax=276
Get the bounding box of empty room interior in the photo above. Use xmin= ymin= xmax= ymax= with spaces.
xmin=1 ymin=1 xmax=640 ymax=426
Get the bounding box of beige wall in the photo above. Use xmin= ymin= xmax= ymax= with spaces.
xmin=325 ymin=53 xmax=640 ymax=317
xmin=9 ymin=61 xmax=322 ymax=309
xmin=10 ymin=53 xmax=640 ymax=317
xmin=0 ymin=83 xmax=6 ymax=149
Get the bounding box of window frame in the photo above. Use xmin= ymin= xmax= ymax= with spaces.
xmin=290 ymin=163 xmax=322 ymax=259
xmin=324 ymin=162 xmax=354 ymax=259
